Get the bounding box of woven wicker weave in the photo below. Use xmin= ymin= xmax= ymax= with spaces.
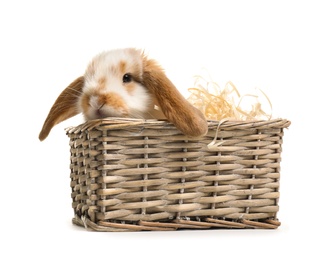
xmin=67 ymin=118 xmax=290 ymax=231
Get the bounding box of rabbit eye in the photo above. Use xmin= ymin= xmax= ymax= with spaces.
xmin=122 ymin=73 xmax=132 ymax=83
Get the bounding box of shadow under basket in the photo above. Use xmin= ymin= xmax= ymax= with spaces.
xmin=66 ymin=118 xmax=291 ymax=231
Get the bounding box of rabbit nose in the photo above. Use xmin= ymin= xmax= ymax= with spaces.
xmin=95 ymin=104 xmax=104 ymax=117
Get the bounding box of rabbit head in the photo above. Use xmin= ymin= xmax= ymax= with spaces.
xmin=39 ymin=48 xmax=208 ymax=141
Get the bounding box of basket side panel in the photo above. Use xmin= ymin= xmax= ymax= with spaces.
xmin=68 ymin=120 xmax=288 ymax=230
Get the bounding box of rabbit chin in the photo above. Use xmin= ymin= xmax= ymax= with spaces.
xmin=83 ymin=105 xmax=152 ymax=120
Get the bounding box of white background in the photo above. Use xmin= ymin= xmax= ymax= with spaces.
xmin=0 ymin=0 xmax=320 ymax=259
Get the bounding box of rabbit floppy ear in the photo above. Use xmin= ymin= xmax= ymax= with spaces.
xmin=39 ymin=76 xmax=84 ymax=141
xmin=142 ymin=57 xmax=208 ymax=137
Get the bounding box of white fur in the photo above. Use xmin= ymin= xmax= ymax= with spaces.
xmin=80 ymin=48 xmax=151 ymax=119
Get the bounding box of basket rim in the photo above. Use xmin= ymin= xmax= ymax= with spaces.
xmin=66 ymin=117 xmax=291 ymax=135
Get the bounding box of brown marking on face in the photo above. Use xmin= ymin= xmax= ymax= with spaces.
xmin=100 ymin=93 xmax=128 ymax=113
xmin=119 ymin=61 xmax=126 ymax=74
xmin=98 ymin=77 xmax=106 ymax=91
xmin=124 ymin=82 xmax=136 ymax=94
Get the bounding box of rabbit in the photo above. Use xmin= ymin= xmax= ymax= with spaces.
xmin=39 ymin=48 xmax=208 ymax=141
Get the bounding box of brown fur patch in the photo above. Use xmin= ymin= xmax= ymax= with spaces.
xmin=119 ymin=61 xmax=126 ymax=74
xmin=101 ymin=93 xmax=128 ymax=112
xmin=98 ymin=77 xmax=106 ymax=85
xmin=98 ymin=77 xmax=106 ymax=90
xmin=125 ymin=82 xmax=136 ymax=94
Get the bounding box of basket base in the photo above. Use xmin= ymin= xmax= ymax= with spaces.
xmin=72 ymin=215 xmax=281 ymax=232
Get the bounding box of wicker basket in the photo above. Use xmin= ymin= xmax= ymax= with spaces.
xmin=67 ymin=118 xmax=290 ymax=231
